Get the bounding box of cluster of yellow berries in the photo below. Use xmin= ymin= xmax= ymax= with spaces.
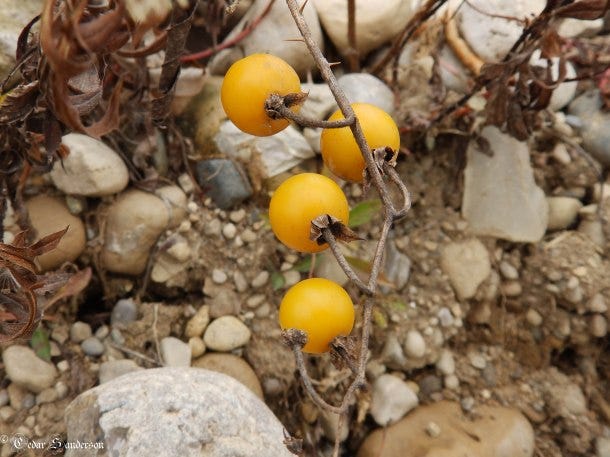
xmin=220 ymin=53 xmax=399 ymax=353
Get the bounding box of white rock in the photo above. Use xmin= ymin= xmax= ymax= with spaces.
xmin=530 ymin=50 xmax=577 ymax=111
xmin=546 ymin=196 xmax=582 ymax=231
xmin=64 ymin=368 xmax=294 ymax=457
xmin=161 ymin=337 xmax=192 ymax=367
xmin=2 ymin=346 xmax=58 ymax=393
xmin=203 ymin=316 xmax=251 ymax=352
xmin=209 ymin=0 xmax=323 ymax=78
xmin=457 ymin=0 xmax=546 ymax=62
xmin=440 ymin=239 xmax=491 ymax=301
xmin=313 ymin=0 xmax=416 ymax=57
xmin=568 ymin=91 xmax=610 ymax=168
xmin=212 ymin=269 xmax=228 ymax=284
xmin=370 ymin=374 xmax=419 ymax=426
xmin=404 ymin=330 xmax=426 ymax=359
xmin=337 ymin=73 xmax=395 ymax=116
xmin=51 ymin=134 xmax=129 ymax=196
xmin=102 ymin=188 xmax=186 ymax=275
xmin=251 ymin=271 xmax=270 ymax=289
xmin=215 ymin=121 xmax=315 ymax=179
xmin=462 ymin=126 xmax=548 ymax=242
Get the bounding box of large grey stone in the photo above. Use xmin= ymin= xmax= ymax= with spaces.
xmin=209 ymin=0 xmax=322 ymax=78
xmin=214 ymin=120 xmax=314 ymax=179
xmin=64 ymin=367 xmax=293 ymax=457
xmin=462 ymin=126 xmax=548 ymax=242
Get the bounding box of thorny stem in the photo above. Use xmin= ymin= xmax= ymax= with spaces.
xmin=265 ymin=94 xmax=354 ymax=128
xmin=280 ymin=1 xmax=413 ymax=455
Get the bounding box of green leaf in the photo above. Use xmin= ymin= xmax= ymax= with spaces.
xmin=271 ymin=271 xmax=286 ymax=290
xmin=348 ymin=199 xmax=382 ymax=228
xmin=30 ymin=327 xmax=51 ymax=362
xmin=293 ymin=255 xmax=312 ymax=273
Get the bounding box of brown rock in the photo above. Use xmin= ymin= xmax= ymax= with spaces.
xmin=26 ymin=195 xmax=86 ymax=271
xmin=358 ymin=401 xmax=534 ymax=457
xmin=193 ymin=353 xmax=263 ymax=399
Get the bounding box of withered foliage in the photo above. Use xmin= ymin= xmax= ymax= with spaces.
xmin=0 ymin=0 xmax=201 ymax=343
xmin=433 ymin=0 xmax=610 ymax=139
xmin=479 ymin=0 xmax=610 ymax=140
xmin=0 ymin=228 xmax=66 ymax=342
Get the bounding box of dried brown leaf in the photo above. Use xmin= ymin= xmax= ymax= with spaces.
xmin=310 ymin=214 xmax=363 ymax=245
xmin=0 ymin=82 xmax=40 ymax=124
xmin=43 ymin=267 xmax=92 ymax=311
xmin=556 ymin=0 xmax=610 ymax=20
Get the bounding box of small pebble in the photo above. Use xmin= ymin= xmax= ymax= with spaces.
xmin=436 ymin=350 xmax=455 ymax=376
xmin=461 ymin=396 xmax=475 ymax=412
xmin=444 ymin=374 xmax=460 ymax=390
xmin=481 ymin=364 xmax=497 ymax=387
xmin=212 ymin=269 xmax=228 ymax=284
xmin=110 ymin=328 xmax=125 ymax=345
xmin=468 ymin=352 xmax=487 ymax=369
xmin=0 ymin=390 xmax=8 ymax=408
xmin=404 ymin=330 xmax=426 ymax=358
xmin=0 ymin=406 xmax=15 ymax=421
xmin=204 ymin=218 xmax=222 ymax=236
xmin=111 ymin=298 xmax=138 ymax=325
xmin=369 ymin=374 xmax=419 ymax=426
xmin=588 ymin=293 xmax=608 ymax=313
xmin=437 ymin=307 xmax=454 ymax=327
xmin=499 ymin=261 xmax=519 ymax=280
xmin=185 ymin=305 xmax=210 ymax=338
xmin=233 ymin=270 xmax=249 ymax=292
xmin=283 ymin=270 xmax=301 ymax=287
xmin=51 ymin=326 xmax=69 ymax=344
xmin=189 ymin=337 xmax=206 ymax=358
xmin=81 ymin=337 xmax=105 ymax=357
xmin=526 ymin=309 xmax=543 ymax=326
xmin=419 ymin=375 xmax=442 ymax=397
xmin=229 ymin=209 xmax=246 ymax=223
xmin=55 ymin=381 xmax=68 ymax=399
xmin=251 ymin=271 xmax=270 ymax=288
xmin=591 ymin=315 xmax=608 ymax=338
xmin=502 ymin=280 xmax=522 ymax=297
xmin=160 ymin=337 xmax=191 ymax=367
xmin=70 ymin=321 xmax=92 ymax=343
xmin=57 ymin=360 xmax=70 ymax=372
xmin=95 ymin=325 xmax=110 ymax=340
xmin=246 ymin=294 xmax=266 ymax=308
xmin=36 ymin=387 xmax=58 ymax=405
xmin=222 ymin=222 xmax=237 ymax=239
xmin=22 ymin=395 xmax=35 ymax=409
xmin=203 ymin=316 xmax=251 ymax=352
xmin=425 ymin=421 xmax=441 ymax=437
xmin=241 ymin=228 xmax=257 ymax=243
xmin=254 ymin=303 xmax=271 ymax=318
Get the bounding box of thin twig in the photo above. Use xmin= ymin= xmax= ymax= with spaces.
xmin=265 ymin=94 xmax=354 ymax=128
xmin=180 ymin=0 xmax=276 ymax=62
xmin=346 ymin=0 xmax=359 ymax=72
